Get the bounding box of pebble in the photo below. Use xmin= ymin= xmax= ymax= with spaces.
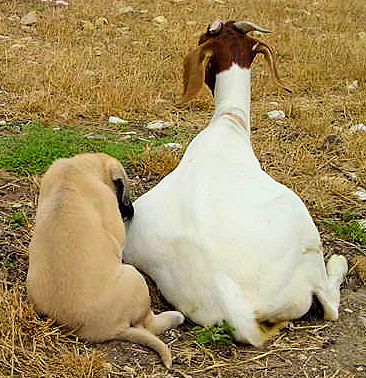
xmin=343 ymin=308 xmax=353 ymax=314
xmin=356 ymin=367 xmax=365 ymax=372
xmin=108 ymin=116 xmax=128 ymax=125
xmin=55 ymin=0 xmax=69 ymax=5
xmin=347 ymin=80 xmax=359 ymax=92
xmin=0 ymin=120 xmax=6 ymax=126
xmin=350 ymin=123 xmax=366 ymax=134
xmin=344 ymin=171 xmax=358 ymax=181
xmin=154 ymin=16 xmax=168 ymax=26
xmin=20 ymin=11 xmax=37 ymax=26
xmin=267 ymin=110 xmax=286 ymax=120
xmin=164 ymin=142 xmax=182 ymax=150
xmin=354 ymin=187 xmax=366 ymax=201
xmin=84 ymin=133 xmax=107 ymax=141
xmin=119 ymin=6 xmax=135 ymax=14
xmin=146 ymin=120 xmax=172 ymax=130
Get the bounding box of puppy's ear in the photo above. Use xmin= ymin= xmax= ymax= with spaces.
xmin=105 ymin=157 xmax=134 ymax=222
xmin=114 ymin=179 xmax=134 ymax=222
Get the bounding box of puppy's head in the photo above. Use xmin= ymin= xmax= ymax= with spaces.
xmin=101 ymin=154 xmax=134 ymax=222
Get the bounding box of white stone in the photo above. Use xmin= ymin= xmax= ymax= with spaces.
xmin=0 ymin=120 xmax=6 ymax=126
xmin=20 ymin=12 xmax=37 ymax=26
xmin=343 ymin=308 xmax=353 ymax=314
xmin=267 ymin=110 xmax=286 ymax=120
xmin=108 ymin=116 xmax=128 ymax=125
xmin=164 ymin=142 xmax=182 ymax=150
xmin=344 ymin=172 xmax=358 ymax=181
xmin=350 ymin=123 xmax=366 ymax=134
xmin=146 ymin=120 xmax=172 ymax=130
xmin=154 ymin=16 xmax=168 ymax=26
xmin=354 ymin=187 xmax=366 ymax=201
xmin=119 ymin=6 xmax=135 ymax=14
xmin=347 ymin=80 xmax=359 ymax=92
xmin=55 ymin=0 xmax=69 ymax=5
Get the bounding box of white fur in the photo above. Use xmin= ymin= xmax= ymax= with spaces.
xmin=124 ymin=64 xmax=348 ymax=346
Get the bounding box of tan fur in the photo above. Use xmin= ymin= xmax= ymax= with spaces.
xmin=27 ymin=153 xmax=184 ymax=368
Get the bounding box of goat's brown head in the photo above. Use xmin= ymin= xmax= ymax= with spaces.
xmin=181 ymin=20 xmax=291 ymax=103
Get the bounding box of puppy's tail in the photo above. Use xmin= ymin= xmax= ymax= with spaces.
xmin=116 ymin=327 xmax=172 ymax=368
xmin=214 ymin=272 xmax=265 ymax=347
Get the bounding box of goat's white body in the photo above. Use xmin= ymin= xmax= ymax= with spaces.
xmin=125 ymin=65 xmax=347 ymax=346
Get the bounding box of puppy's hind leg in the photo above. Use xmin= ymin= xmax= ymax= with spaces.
xmin=116 ymin=327 xmax=172 ymax=368
xmin=144 ymin=311 xmax=185 ymax=335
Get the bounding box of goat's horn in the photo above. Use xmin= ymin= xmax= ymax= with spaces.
xmin=208 ymin=19 xmax=223 ymax=35
xmin=234 ymin=21 xmax=271 ymax=34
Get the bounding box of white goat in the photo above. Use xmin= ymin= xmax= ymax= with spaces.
xmin=124 ymin=20 xmax=348 ymax=347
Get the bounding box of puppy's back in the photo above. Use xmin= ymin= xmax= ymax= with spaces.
xmin=27 ymin=155 xmax=124 ymax=324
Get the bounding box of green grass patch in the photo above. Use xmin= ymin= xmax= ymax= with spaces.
xmin=8 ymin=211 xmax=28 ymax=229
xmin=323 ymin=214 xmax=366 ymax=245
xmin=194 ymin=320 xmax=235 ymax=346
xmin=0 ymin=124 xmax=169 ymax=175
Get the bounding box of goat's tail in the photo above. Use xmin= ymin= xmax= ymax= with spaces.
xmin=116 ymin=327 xmax=172 ymax=368
xmin=214 ymin=273 xmax=265 ymax=347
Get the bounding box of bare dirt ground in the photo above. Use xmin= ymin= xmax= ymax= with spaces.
xmin=0 ymin=0 xmax=365 ymax=377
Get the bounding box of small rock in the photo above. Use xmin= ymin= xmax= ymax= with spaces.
xmin=154 ymin=16 xmax=168 ymax=26
xmin=253 ymin=30 xmax=264 ymax=37
xmin=350 ymin=123 xmax=366 ymax=134
xmin=0 ymin=35 xmax=11 ymax=40
xmin=139 ymin=9 xmax=149 ymax=14
xmin=20 ymin=11 xmax=37 ymax=26
xmin=347 ymin=80 xmax=359 ymax=92
xmin=164 ymin=142 xmax=182 ymax=150
xmin=52 ymin=127 xmax=61 ymax=131
xmin=12 ymin=203 xmax=22 ymax=209
xmin=343 ymin=308 xmax=353 ymax=314
xmin=146 ymin=120 xmax=172 ymax=130
xmin=55 ymin=0 xmax=69 ymax=5
xmin=119 ymin=6 xmax=135 ymax=14
xmin=267 ymin=110 xmax=286 ymax=120
xmin=85 ymin=133 xmax=107 ymax=141
xmin=354 ymin=187 xmax=366 ymax=201
xmin=108 ymin=116 xmax=128 ymax=125
xmin=344 ymin=172 xmax=358 ymax=181
xmin=356 ymin=367 xmax=365 ymax=372
xmin=0 ymin=120 xmax=6 ymax=126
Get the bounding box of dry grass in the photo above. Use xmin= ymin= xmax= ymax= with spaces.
xmin=0 ymin=0 xmax=366 ymax=377
xmin=0 ymin=286 xmax=108 ymax=377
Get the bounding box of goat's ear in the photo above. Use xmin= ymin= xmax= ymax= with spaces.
xmin=114 ymin=178 xmax=134 ymax=222
xmin=253 ymin=41 xmax=292 ymax=93
xmin=181 ymin=41 xmax=214 ymax=103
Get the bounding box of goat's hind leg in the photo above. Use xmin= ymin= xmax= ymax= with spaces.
xmin=315 ymin=255 xmax=348 ymax=320
xmin=144 ymin=311 xmax=185 ymax=335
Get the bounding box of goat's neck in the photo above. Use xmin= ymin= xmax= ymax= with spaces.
xmin=212 ymin=63 xmax=251 ymax=134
